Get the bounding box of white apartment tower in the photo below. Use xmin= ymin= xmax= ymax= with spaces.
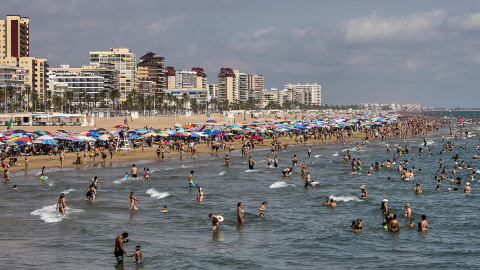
xmin=89 ymin=47 xmax=137 ymax=101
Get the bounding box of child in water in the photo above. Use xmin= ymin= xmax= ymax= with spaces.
xmin=127 ymin=246 xmax=143 ymax=263
xmin=124 ymin=172 xmax=129 ymax=179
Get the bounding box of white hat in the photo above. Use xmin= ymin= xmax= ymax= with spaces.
xmin=383 ymin=199 xmax=388 ymax=202
xmin=467 ymin=182 xmax=470 ymax=185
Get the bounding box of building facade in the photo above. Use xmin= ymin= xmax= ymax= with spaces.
xmin=0 ymin=15 xmax=29 ymax=61
xmin=137 ymin=52 xmax=166 ymax=91
xmin=165 ymin=66 xmax=176 ymax=90
xmin=175 ymin=69 xmax=197 ymax=89
xmin=89 ymin=47 xmax=137 ymax=101
xmin=284 ymin=83 xmax=321 ymax=106
xmin=217 ymin=68 xmax=235 ymax=103
xmin=48 ymin=65 xmax=119 ymax=99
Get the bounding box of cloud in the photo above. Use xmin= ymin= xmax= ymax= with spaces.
xmin=148 ymin=14 xmax=186 ymax=35
xmin=339 ymin=10 xmax=446 ymax=43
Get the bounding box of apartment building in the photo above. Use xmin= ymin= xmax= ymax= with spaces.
xmin=0 ymin=15 xmax=29 ymax=61
xmin=89 ymin=47 xmax=137 ymax=101
xmin=137 ymin=52 xmax=166 ymax=91
xmin=284 ymin=83 xmax=321 ymax=106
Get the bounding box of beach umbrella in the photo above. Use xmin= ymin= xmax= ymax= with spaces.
xmin=174 ymin=123 xmax=182 ymax=127
xmin=12 ymin=129 xmax=26 ymax=134
xmin=114 ymin=125 xmax=126 ymax=128
xmin=144 ymin=132 xmax=158 ymax=137
xmin=42 ymin=140 xmax=57 ymax=145
xmin=37 ymin=135 xmax=54 ymax=140
xmin=190 ymin=133 xmax=200 ymax=138
xmin=69 ymin=130 xmax=79 ymax=134
xmin=73 ymin=138 xmax=83 ymax=142
xmin=33 ymin=130 xmax=46 ymax=136
xmin=57 ymin=129 xmax=67 ymax=133
xmin=43 ymin=131 xmax=52 ymax=135
xmin=15 ymin=140 xmax=27 ymax=145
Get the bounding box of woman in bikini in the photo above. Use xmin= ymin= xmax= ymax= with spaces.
xmin=56 ymin=193 xmax=66 ymax=216
xmin=237 ymin=202 xmax=245 ymax=224
xmin=126 ymin=190 xmax=140 ymax=210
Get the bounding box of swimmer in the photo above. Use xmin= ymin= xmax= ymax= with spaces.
xmin=408 ymin=218 xmax=416 ymax=228
xmin=248 ymin=157 xmax=255 ymax=170
xmin=225 ymin=155 xmax=230 ymax=166
xmin=237 ymin=202 xmax=245 ymax=224
xmin=188 ymin=171 xmax=195 ymax=187
xmin=360 ymin=185 xmax=367 ymax=199
xmin=283 ymin=168 xmax=293 ymax=177
xmin=330 ymin=199 xmax=337 ymax=207
xmin=124 ymin=172 xmax=128 ymax=179
xmin=388 ymin=214 xmax=399 ymax=233
xmin=419 ymin=215 xmax=428 ymax=231
xmin=56 ymin=193 xmax=66 ymax=216
xmin=304 ymin=172 xmax=311 ymax=188
xmin=86 ymin=184 xmax=96 ymax=202
xmin=415 ymin=183 xmax=422 ymax=194
xmin=131 ymin=164 xmax=138 ymax=179
xmin=209 ymin=213 xmax=220 ymax=230
xmin=403 ymin=203 xmax=411 ymax=217
xmin=160 ymin=206 xmax=168 ymax=213
xmin=196 ymin=184 xmax=204 ymax=202
xmin=259 ymin=201 xmax=267 ymax=217
xmin=13 ymin=185 xmax=17 ymax=191
xmin=126 ymin=190 xmax=140 ymax=210
xmin=464 ymin=182 xmax=472 ymax=193
xmin=145 ymin=168 xmax=150 ymax=180
xmin=127 ymin=245 xmax=143 ymax=264
xmin=324 ymin=198 xmax=331 ymax=206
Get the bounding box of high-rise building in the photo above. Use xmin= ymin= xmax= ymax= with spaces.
xmin=175 ymin=69 xmax=197 ymax=89
xmin=0 ymin=15 xmax=29 ymax=61
xmin=165 ymin=66 xmax=176 ymax=90
xmin=217 ymin=68 xmax=235 ymax=103
xmin=2 ymin=57 xmax=48 ymax=100
xmin=89 ymin=47 xmax=137 ymax=101
xmin=248 ymin=74 xmax=264 ymax=92
xmin=137 ymin=52 xmax=166 ymax=91
xmin=191 ymin=67 xmax=207 ymax=91
xmin=208 ymin=84 xmax=217 ymax=100
xmin=284 ymin=83 xmax=321 ymax=106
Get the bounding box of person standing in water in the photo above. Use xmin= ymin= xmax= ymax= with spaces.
xmin=126 ymin=190 xmax=140 ymax=210
xmin=404 ymin=203 xmax=411 ymax=217
xmin=131 ymin=164 xmax=138 ymax=179
xmin=114 ymin=232 xmax=129 ymax=264
xmin=388 ymin=214 xmax=399 ymax=233
xmin=56 ymin=193 xmax=66 ymax=216
xmin=248 ymin=157 xmax=255 ymax=170
xmin=188 ymin=171 xmax=195 ymax=187
xmin=419 ymin=215 xmax=428 ymax=231
xmin=259 ymin=201 xmax=267 ymax=218
xmin=209 ymin=213 xmax=220 ymax=230
xmin=196 ymin=184 xmax=204 ymax=202
xmin=237 ymin=202 xmax=245 ymax=224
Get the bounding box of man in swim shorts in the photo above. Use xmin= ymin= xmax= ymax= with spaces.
xmin=114 ymin=232 xmax=129 ymax=264
xmin=131 ymin=164 xmax=138 ymax=179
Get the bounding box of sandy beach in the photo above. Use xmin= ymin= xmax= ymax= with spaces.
xmin=6 ymin=112 xmax=366 ymax=174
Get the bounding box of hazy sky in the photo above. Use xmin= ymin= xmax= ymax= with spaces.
xmin=4 ymin=0 xmax=480 ymax=108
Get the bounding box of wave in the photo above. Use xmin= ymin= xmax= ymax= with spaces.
xmin=329 ymin=195 xmax=361 ymax=202
xmin=314 ymin=155 xmax=321 ymax=158
xmin=218 ymin=171 xmax=226 ymax=175
xmin=245 ymin=169 xmax=260 ymax=172
xmin=48 ymin=182 xmax=54 ymax=186
xmin=269 ymin=181 xmax=295 ymax=189
xmin=62 ymin=189 xmax=76 ymax=194
xmin=180 ymin=165 xmax=193 ymax=168
xmin=31 ymin=204 xmax=83 ymax=223
xmin=146 ymin=188 xmax=169 ymax=199
xmin=332 ymin=152 xmax=339 ymax=156
xmin=113 ymin=177 xmax=129 ymax=184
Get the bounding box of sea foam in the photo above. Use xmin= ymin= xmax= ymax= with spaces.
xmin=146 ymin=188 xmax=169 ymax=199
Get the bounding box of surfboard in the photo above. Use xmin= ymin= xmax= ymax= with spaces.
xmin=217 ymin=215 xmax=224 ymax=222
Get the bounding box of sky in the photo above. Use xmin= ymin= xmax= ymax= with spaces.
xmin=4 ymin=0 xmax=480 ymax=108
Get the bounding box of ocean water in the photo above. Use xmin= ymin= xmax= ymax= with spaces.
xmin=2 ymin=120 xmax=480 ymax=269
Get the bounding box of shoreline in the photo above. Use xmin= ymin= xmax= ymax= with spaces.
xmin=9 ymin=132 xmax=368 ymax=176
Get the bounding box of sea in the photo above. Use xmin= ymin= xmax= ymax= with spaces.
xmin=1 ymin=111 xmax=480 ymax=269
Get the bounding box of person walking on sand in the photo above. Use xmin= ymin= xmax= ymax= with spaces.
xmin=126 ymin=190 xmax=140 ymax=210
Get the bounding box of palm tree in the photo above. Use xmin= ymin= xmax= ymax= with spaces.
xmin=64 ymin=90 xmax=74 ymax=113
xmin=44 ymin=90 xmax=52 ymax=111
xmin=109 ymin=89 xmax=121 ymax=112
xmin=29 ymin=89 xmax=39 ymax=112
xmin=182 ymin=92 xmax=189 ymax=112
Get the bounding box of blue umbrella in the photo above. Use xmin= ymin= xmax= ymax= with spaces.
xmin=42 ymin=140 xmax=57 ymax=145
xmin=15 ymin=140 xmax=27 ymax=145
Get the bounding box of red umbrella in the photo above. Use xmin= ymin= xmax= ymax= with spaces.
xmin=114 ymin=125 xmax=126 ymax=128
xmin=43 ymin=131 xmax=52 ymax=135
xmin=17 ymin=137 xmax=31 ymax=142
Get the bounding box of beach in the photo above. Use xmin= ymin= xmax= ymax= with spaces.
xmin=2 ymin=111 xmax=480 ymax=269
